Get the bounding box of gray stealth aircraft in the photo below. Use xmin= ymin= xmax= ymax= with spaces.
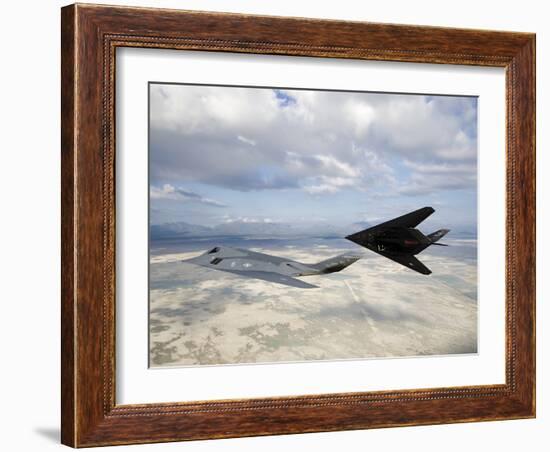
xmin=182 ymin=207 xmax=450 ymax=288
xmin=182 ymin=247 xmax=362 ymax=289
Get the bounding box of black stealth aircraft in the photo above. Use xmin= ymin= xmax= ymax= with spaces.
xmin=345 ymin=206 xmax=449 ymax=275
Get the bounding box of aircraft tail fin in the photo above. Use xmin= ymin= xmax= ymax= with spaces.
xmin=312 ymin=253 xmax=361 ymax=274
xmin=428 ymin=229 xmax=450 ymax=245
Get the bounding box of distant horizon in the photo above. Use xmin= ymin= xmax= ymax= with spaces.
xmin=149 ymin=217 xmax=478 ymax=242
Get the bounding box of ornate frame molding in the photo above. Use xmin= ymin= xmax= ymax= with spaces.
xmin=61 ymin=4 xmax=535 ymax=447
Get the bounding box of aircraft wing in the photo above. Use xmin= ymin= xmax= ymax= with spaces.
xmin=377 ymin=252 xmax=432 ymax=275
xmin=375 ymin=206 xmax=435 ymax=230
xmin=346 ymin=207 xmax=436 ymax=247
xmin=215 ymin=269 xmax=319 ymax=289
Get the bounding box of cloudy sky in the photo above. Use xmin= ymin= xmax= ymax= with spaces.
xmin=149 ymin=83 xmax=477 ymax=232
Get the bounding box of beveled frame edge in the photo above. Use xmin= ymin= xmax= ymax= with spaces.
xmin=61 ymin=3 xmax=535 ymax=447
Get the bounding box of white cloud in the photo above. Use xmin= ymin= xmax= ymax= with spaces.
xmin=222 ymin=216 xmax=275 ymax=224
xmin=314 ymin=155 xmax=360 ymax=178
xmin=237 ymin=135 xmax=256 ymax=146
xmin=403 ymin=160 xmax=476 ymax=175
xmin=344 ymin=100 xmax=375 ymax=137
xmin=150 ymin=184 xmax=226 ymax=207
xmin=150 ymin=85 xmax=477 ymax=198
xmin=304 ymin=176 xmax=356 ymax=195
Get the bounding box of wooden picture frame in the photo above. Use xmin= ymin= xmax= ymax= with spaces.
xmin=61 ymin=3 xmax=535 ymax=447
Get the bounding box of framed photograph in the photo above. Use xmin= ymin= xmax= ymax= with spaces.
xmin=61 ymin=3 xmax=535 ymax=447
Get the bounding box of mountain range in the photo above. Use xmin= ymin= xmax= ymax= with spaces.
xmin=150 ymin=220 xmax=373 ymax=240
xmin=150 ymin=219 xmax=477 ymax=241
